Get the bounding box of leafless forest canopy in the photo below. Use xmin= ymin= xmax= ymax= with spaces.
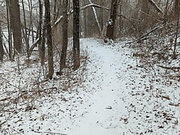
xmin=0 ymin=0 xmax=179 ymax=65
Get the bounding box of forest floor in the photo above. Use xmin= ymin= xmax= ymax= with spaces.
xmin=0 ymin=38 xmax=180 ymax=135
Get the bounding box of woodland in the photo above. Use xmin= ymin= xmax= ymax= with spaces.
xmin=0 ymin=0 xmax=180 ymax=134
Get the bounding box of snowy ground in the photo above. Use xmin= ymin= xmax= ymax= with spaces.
xmin=0 ymin=38 xmax=180 ymax=135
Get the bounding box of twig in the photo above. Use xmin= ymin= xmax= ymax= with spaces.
xmin=0 ymin=97 xmax=11 ymax=102
xmin=32 ymin=130 xmax=67 ymax=135
xmin=136 ymin=24 xmax=163 ymax=43
xmin=0 ymin=121 xmax=7 ymax=127
xmin=169 ymin=103 xmax=180 ymax=107
xmin=158 ymin=65 xmax=180 ymax=70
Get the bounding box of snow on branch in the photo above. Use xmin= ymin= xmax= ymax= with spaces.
xmin=148 ymin=0 xmax=163 ymax=14
xmin=53 ymin=3 xmax=109 ymax=27
xmin=54 ymin=9 xmax=73 ymax=26
xmin=81 ymin=3 xmax=110 ymax=10
xmin=54 ymin=16 xmax=63 ymax=26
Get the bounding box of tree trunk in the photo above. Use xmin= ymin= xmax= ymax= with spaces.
xmin=40 ymin=23 xmax=46 ymax=66
xmin=37 ymin=0 xmax=45 ymax=66
xmin=22 ymin=0 xmax=30 ymax=58
xmin=173 ymin=0 xmax=180 ymax=59
xmin=141 ymin=0 xmax=149 ymax=21
xmin=83 ymin=0 xmax=87 ymax=37
xmin=118 ymin=0 xmax=123 ymax=36
xmin=0 ymin=23 xmax=4 ymax=62
xmin=59 ymin=0 xmax=68 ymax=74
xmin=106 ymin=0 xmax=118 ymax=40
xmin=45 ymin=0 xmax=54 ymax=79
xmin=73 ymin=0 xmax=80 ymax=70
xmin=28 ymin=0 xmax=34 ymax=43
xmin=5 ymin=0 xmax=12 ymax=60
xmin=164 ymin=0 xmax=169 ymax=23
xmin=99 ymin=0 xmax=104 ymax=30
xmin=137 ymin=0 xmax=149 ymax=36
xmin=8 ymin=0 xmax=22 ymax=54
xmin=53 ymin=0 xmax=57 ymax=22
xmin=174 ymin=0 xmax=180 ymax=19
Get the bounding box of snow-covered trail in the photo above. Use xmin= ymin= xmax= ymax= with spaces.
xmin=69 ymin=39 xmax=180 ymax=135
xmin=70 ymin=39 xmax=135 ymax=135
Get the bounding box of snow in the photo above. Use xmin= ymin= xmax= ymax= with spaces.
xmin=0 ymin=38 xmax=180 ymax=135
xmin=70 ymin=39 xmax=180 ymax=135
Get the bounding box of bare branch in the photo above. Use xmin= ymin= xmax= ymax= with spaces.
xmin=81 ymin=3 xmax=110 ymax=10
xmin=54 ymin=4 xmax=109 ymax=27
xmin=158 ymin=65 xmax=180 ymax=70
xmin=148 ymin=0 xmax=163 ymax=14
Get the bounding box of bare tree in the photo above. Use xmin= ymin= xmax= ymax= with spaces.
xmin=88 ymin=0 xmax=102 ymax=35
xmin=173 ymin=0 xmax=180 ymax=59
xmin=5 ymin=0 xmax=12 ymax=60
xmin=174 ymin=0 xmax=180 ymax=19
xmin=73 ymin=0 xmax=80 ymax=70
xmin=59 ymin=0 xmax=68 ymax=74
xmin=106 ymin=0 xmax=118 ymax=40
xmin=27 ymin=0 xmax=34 ymax=43
xmin=22 ymin=0 xmax=30 ymax=58
xmin=139 ymin=0 xmax=149 ymax=35
xmin=0 ymin=22 xmax=3 ymax=62
xmin=164 ymin=0 xmax=170 ymax=22
xmin=8 ymin=0 xmax=22 ymax=54
xmin=37 ymin=0 xmax=45 ymax=66
xmin=53 ymin=0 xmax=57 ymax=22
xmin=45 ymin=0 xmax=54 ymax=79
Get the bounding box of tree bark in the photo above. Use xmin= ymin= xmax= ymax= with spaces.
xmin=173 ymin=3 xmax=179 ymax=59
xmin=140 ymin=0 xmax=149 ymax=34
xmin=59 ymin=0 xmax=68 ymax=74
xmin=0 ymin=23 xmax=4 ymax=62
xmin=22 ymin=0 xmax=30 ymax=58
xmin=5 ymin=0 xmax=12 ymax=60
xmin=99 ymin=0 xmax=104 ymax=30
xmin=8 ymin=0 xmax=22 ymax=54
xmin=45 ymin=0 xmax=54 ymax=79
xmin=37 ymin=0 xmax=45 ymax=66
xmin=73 ymin=0 xmax=80 ymax=70
xmin=53 ymin=0 xmax=57 ymax=22
xmin=118 ymin=0 xmax=123 ymax=36
xmin=106 ymin=0 xmax=118 ymax=40
xmin=40 ymin=22 xmax=46 ymax=66
xmin=174 ymin=0 xmax=180 ymax=19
